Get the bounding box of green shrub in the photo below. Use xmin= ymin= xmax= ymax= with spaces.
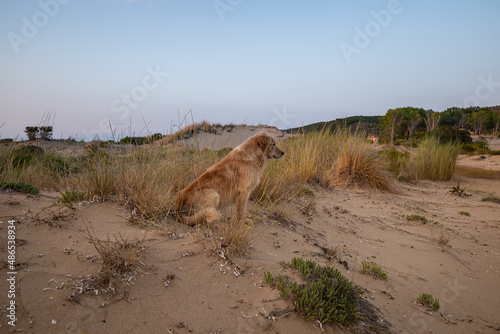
xmin=460 ymin=142 xmax=491 ymax=155
xmin=59 ymin=190 xmax=87 ymax=208
xmin=379 ymin=148 xmax=409 ymax=176
xmin=417 ymin=293 xmax=440 ymax=311
xmin=432 ymin=126 xmax=472 ymax=144
xmin=11 ymin=146 xmax=44 ymax=168
xmin=406 ymin=214 xmax=429 ymax=224
xmin=360 ymin=260 xmax=388 ymax=280
xmin=0 ymin=181 xmax=40 ymax=194
xmin=263 ymin=258 xmax=359 ymax=325
xmin=482 ymin=196 xmax=500 ymax=204
xmin=43 ymin=156 xmax=70 ymax=174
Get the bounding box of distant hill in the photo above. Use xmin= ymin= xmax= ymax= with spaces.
xmin=283 ymin=115 xmax=382 ymax=136
xmin=489 ymin=105 xmax=500 ymax=113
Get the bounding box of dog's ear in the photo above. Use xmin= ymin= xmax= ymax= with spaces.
xmin=256 ymin=134 xmax=269 ymax=151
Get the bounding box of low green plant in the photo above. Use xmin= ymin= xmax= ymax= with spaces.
xmin=360 ymin=260 xmax=388 ymax=280
xmin=459 ymin=211 xmax=470 ymax=216
xmin=0 ymin=181 xmax=40 ymax=195
xmin=263 ymin=271 xmax=274 ymax=287
xmin=59 ymin=190 xmax=87 ymax=209
xmin=406 ymin=214 xmax=429 ymax=224
xmin=263 ymin=258 xmax=359 ymax=325
xmin=417 ymin=293 xmax=440 ymax=311
xmin=482 ymin=196 xmax=500 ymax=204
xmin=460 ymin=142 xmax=491 ymax=155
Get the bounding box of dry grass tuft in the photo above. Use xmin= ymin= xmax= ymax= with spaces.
xmin=323 ymin=132 xmax=392 ymax=191
xmin=75 ymin=226 xmax=149 ymax=295
xmin=432 ymin=226 xmax=450 ymax=245
xmin=211 ymin=217 xmax=255 ymax=257
xmin=255 ymin=128 xmax=392 ymax=204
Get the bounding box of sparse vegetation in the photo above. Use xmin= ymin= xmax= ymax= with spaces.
xmin=263 ymin=258 xmax=359 ymax=325
xmin=406 ymin=214 xmax=429 ymax=224
xmin=459 ymin=211 xmax=470 ymax=216
xmin=75 ymin=226 xmax=150 ymax=295
xmin=482 ymin=196 xmax=500 ymax=204
xmin=449 ymin=182 xmax=469 ymax=197
xmin=59 ymin=190 xmax=87 ymax=208
xmin=0 ymin=180 xmax=40 ymax=195
xmin=360 ymin=260 xmax=388 ymax=280
xmin=210 ymin=215 xmax=255 ymax=256
xmin=416 ymin=293 xmax=440 ymax=311
xmin=432 ymin=227 xmax=450 ymax=245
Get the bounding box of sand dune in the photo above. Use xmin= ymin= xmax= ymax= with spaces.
xmin=1 ymin=130 xmax=499 ymax=333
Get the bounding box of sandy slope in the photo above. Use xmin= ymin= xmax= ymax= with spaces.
xmin=1 ymin=172 xmax=499 ymax=333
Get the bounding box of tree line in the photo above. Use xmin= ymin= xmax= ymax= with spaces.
xmin=380 ymin=106 xmax=500 ymax=145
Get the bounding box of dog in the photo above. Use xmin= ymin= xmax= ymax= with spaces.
xmin=175 ymin=132 xmax=284 ymax=226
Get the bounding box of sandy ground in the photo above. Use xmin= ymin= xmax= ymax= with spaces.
xmin=1 ymin=137 xmax=500 ymax=333
xmin=456 ymin=155 xmax=500 ymax=171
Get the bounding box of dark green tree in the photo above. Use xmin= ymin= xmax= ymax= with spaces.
xmin=39 ymin=126 xmax=53 ymax=140
xmin=24 ymin=126 xmax=39 ymax=141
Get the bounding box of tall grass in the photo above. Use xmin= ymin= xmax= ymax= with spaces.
xmin=0 ymin=145 xmax=70 ymax=188
xmin=322 ymin=131 xmax=392 ymax=191
xmin=254 ymin=130 xmax=335 ymax=202
xmin=255 ymin=129 xmax=392 ymax=203
xmin=403 ymin=137 xmax=458 ymax=182
xmin=1 ymin=125 xmax=393 ymax=256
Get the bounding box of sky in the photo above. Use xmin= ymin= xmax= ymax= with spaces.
xmin=1 ymin=0 xmax=499 ymax=141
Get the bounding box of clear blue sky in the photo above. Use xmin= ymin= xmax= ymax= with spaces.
xmin=1 ymin=0 xmax=499 ymax=140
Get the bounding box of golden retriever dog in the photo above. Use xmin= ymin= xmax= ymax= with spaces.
xmin=175 ymin=132 xmax=284 ymax=226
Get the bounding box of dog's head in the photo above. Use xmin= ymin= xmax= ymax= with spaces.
xmin=255 ymin=133 xmax=284 ymax=159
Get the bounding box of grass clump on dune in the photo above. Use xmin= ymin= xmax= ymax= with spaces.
xmin=0 ymin=180 xmax=40 ymax=195
xmin=403 ymin=137 xmax=458 ymax=182
xmin=416 ymin=293 xmax=440 ymax=311
xmin=255 ymin=129 xmax=393 ymax=204
xmin=322 ymin=131 xmax=392 ymax=191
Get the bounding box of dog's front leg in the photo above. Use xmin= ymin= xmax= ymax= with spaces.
xmin=236 ymin=191 xmax=250 ymax=221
